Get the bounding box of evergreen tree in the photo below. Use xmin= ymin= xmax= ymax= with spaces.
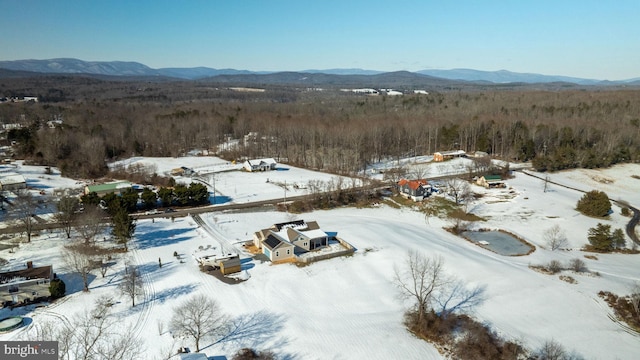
xmin=157 ymin=187 xmax=173 ymax=207
xmin=612 ymin=228 xmax=626 ymax=250
xmin=588 ymin=223 xmax=612 ymax=251
xmin=140 ymin=187 xmax=158 ymax=210
xmin=49 ymin=278 xmax=66 ymax=299
xmin=112 ymin=207 xmax=136 ymax=251
xmin=577 ymin=190 xmax=611 ymax=217
xmin=189 ymin=183 xmax=209 ymax=205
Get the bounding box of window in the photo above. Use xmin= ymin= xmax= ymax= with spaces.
xmin=276 ymin=251 xmax=279 ymax=257
xmin=287 ymin=249 xmax=290 ymax=255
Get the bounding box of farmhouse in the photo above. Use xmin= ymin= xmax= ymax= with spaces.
xmin=433 ymin=150 xmax=466 ymax=162
xmin=0 ymin=262 xmax=53 ymax=304
xmin=397 ymin=179 xmax=431 ymax=201
xmin=476 ymin=175 xmax=505 ymax=188
xmin=0 ymin=173 xmax=26 ymax=191
xmin=84 ymin=181 xmax=132 ymax=197
xmin=243 ymin=158 xmax=277 ymax=172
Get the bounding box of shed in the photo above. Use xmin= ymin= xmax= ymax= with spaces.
xmin=220 ymin=256 xmax=241 ymax=275
xmin=0 ymin=173 xmax=27 ymax=191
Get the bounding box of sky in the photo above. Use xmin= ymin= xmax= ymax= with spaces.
xmin=1 ymin=0 xmax=639 ymax=80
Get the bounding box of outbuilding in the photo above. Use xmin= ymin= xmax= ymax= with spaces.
xmin=0 ymin=173 xmax=26 ymax=191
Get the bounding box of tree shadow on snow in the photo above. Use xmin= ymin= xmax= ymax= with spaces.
xmin=134 ymin=228 xmax=193 ymax=250
xmin=151 ymin=283 xmax=198 ymax=305
xmin=202 ymin=311 xmax=291 ymax=354
xmin=58 ymin=272 xmax=97 ymax=295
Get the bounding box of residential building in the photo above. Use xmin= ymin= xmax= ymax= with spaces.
xmin=433 ymin=150 xmax=466 ymax=162
xmin=476 ymin=175 xmax=505 ymax=188
xmin=397 ymin=179 xmax=431 ymax=201
xmin=0 ymin=262 xmax=53 ymax=304
xmin=243 ymin=158 xmax=277 ymax=172
xmin=84 ymin=181 xmax=132 ymax=197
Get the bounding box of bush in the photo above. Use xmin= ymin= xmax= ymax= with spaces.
xmin=547 ymin=260 xmax=563 ymax=274
xmin=576 ymin=190 xmax=611 ymax=217
xmin=568 ymin=258 xmax=587 ymax=273
xmin=621 ymin=207 xmax=631 ymax=217
xmin=49 ymin=278 xmax=66 ymax=299
xmin=232 ymin=348 xmax=276 ymax=360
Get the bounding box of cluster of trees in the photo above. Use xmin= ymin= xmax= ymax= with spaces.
xmin=587 ymin=223 xmax=626 ymax=252
xmin=2 ymin=83 xmax=639 ymax=178
xmin=81 ymin=183 xmax=209 ymax=213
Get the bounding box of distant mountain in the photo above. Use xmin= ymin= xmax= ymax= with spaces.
xmin=417 ymin=68 xmax=602 ymax=85
xmin=0 ymin=58 xmax=637 ymax=85
xmin=0 ymin=58 xmax=256 ymax=80
xmin=302 ymin=68 xmax=384 ymax=75
xmin=204 ymin=70 xmax=460 ymax=88
xmin=0 ymin=58 xmax=162 ymax=77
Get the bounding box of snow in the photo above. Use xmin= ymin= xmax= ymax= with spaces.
xmin=1 ymin=157 xmax=640 ymax=359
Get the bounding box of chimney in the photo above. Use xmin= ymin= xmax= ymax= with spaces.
xmin=26 ymin=261 xmax=33 ymax=269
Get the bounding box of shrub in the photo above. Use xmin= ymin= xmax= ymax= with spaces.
xmin=621 ymin=207 xmax=631 ymax=217
xmin=232 ymin=348 xmax=276 ymax=360
xmin=576 ymin=190 xmax=611 ymax=217
xmin=547 ymin=260 xmax=563 ymax=274
xmin=49 ymin=278 xmax=66 ymax=299
xmin=568 ymin=258 xmax=587 ymax=273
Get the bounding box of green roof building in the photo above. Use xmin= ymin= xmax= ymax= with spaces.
xmin=84 ymin=181 xmax=132 ymax=197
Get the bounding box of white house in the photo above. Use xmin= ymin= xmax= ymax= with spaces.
xmin=243 ymin=158 xmax=277 ymax=172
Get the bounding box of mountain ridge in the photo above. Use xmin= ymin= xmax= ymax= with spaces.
xmin=0 ymin=58 xmax=638 ymax=85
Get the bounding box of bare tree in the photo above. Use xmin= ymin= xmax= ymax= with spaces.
xmin=535 ymin=339 xmax=567 ymax=360
xmin=444 ymin=178 xmax=471 ymax=206
xmin=544 ymin=224 xmax=568 ymax=251
xmin=74 ymin=206 xmax=107 ymax=244
xmin=394 ymin=252 xmax=447 ymax=324
xmin=171 ymin=294 xmax=230 ymax=352
xmin=55 ymin=195 xmax=81 ymax=238
xmin=23 ymin=296 xmax=141 ymax=360
xmin=13 ymin=189 xmax=38 ymax=243
xmin=120 ymin=265 xmax=143 ymax=307
xmin=534 ymin=339 xmax=584 ymax=360
xmin=63 ymin=242 xmax=106 ymax=292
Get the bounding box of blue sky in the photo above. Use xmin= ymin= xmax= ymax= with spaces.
xmin=2 ymin=0 xmax=639 ymax=80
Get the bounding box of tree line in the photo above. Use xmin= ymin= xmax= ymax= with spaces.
xmin=1 ymin=85 xmax=639 ymax=178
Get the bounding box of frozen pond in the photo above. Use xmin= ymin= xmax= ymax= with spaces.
xmin=462 ymin=230 xmax=534 ymax=256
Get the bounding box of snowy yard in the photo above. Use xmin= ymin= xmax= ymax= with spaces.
xmin=0 ymin=157 xmax=639 ymax=359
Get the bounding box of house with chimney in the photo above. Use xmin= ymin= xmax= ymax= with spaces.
xmin=0 ymin=262 xmax=54 ymax=305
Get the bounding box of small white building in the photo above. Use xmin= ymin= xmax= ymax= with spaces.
xmin=243 ymin=158 xmax=277 ymax=172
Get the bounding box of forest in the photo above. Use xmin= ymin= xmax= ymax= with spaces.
xmin=0 ymin=76 xmax=639 ymax=179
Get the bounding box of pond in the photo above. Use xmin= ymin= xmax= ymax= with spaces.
xmin=461 ymin=230 xmax=535 ymax=256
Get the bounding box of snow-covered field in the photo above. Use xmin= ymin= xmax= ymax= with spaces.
xmin=1 ymin=157 xmax=640 ymax=359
